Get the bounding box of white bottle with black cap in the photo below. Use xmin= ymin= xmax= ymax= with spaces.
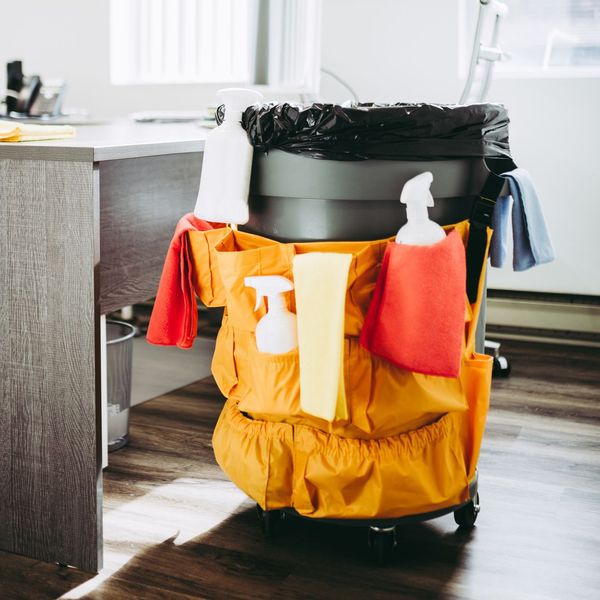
xmin=194 ymin=87 xmax=263 ymax=224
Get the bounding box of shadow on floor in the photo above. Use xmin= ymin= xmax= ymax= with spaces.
xmin=76 ymin=504 xmax=470 ymax=599
xmin=0 ymin=550 xmax=95 ymax=600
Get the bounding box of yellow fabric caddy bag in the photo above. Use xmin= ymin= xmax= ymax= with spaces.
xmin=188 ymin=221 xmax=493 ymax=519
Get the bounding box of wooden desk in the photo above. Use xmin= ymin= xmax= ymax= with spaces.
xmin=0 ymin=121 xmax=208 ymax=572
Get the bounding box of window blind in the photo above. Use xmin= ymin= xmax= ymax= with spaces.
xmin=110 ymin=0 xmax=322 ymax=90
xmin=110 ymin=0 xmax=251 ymax=84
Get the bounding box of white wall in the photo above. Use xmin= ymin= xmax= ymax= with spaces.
xmin=320 ymin=0 xmax=600 ymax=297
xmin=2 ymin=0 xmax=599 ymax=296
xmin=486 ymin=76 xmax=600 ymax=296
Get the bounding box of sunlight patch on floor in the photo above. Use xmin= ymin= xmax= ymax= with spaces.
xmin=60 ymin=478 xmax=247 ymax=599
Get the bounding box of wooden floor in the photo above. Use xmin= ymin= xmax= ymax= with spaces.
xmin=1 ymin=339 xmax=599 ymax=600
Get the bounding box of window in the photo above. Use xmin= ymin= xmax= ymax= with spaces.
xmin=110 ymin=0 xmax=322 ymax=91
xmin=462 ymin=0 xmax=600 ymax=76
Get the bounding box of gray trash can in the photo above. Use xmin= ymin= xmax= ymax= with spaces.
xmin=106 ymin=320 xmax=136 ymax=452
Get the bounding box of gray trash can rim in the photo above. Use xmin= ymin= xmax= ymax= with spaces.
xmin=106 ymin=319 xmax=137 ymax=345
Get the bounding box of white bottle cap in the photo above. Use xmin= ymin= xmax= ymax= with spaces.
xmin=219 ymin=88 xmax=263 ymax=122
xmin=395 ymin=172 xmax=446 ymax=246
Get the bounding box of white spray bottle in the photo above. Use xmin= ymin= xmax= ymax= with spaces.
xmin=244 ymin=275 xmax=298 ymax=354
xmin=395 ymin=172 xmax=446 ymax=246
xmin=194 ymin=88 xmax=263 ymax=224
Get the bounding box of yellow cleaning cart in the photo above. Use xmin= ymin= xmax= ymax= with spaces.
xmin=188 ymin=102 xmax=514 ymax=563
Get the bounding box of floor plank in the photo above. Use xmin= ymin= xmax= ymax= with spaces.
xmin=0 ymin=339 xmax=598 ymax=600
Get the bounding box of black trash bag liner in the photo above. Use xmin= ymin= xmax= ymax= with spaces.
xmin=216 ymin=102 xmax=511 ymax=161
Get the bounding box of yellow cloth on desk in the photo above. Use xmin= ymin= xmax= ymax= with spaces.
xmin=0 ymin=120 xmax=75 ymax=142
xmin=293 ymin=252 xmax=352 ymax=422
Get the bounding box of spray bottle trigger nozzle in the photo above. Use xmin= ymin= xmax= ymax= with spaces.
xmin=254 ymin=294 xmax=262 ymax=312
xmin=395 ymin=171 xmax=445 ymax=246
xmin=244 ymin=275 xmax=293 ymax=313
xmin=400 ymin=171 xmax=434 ymax=207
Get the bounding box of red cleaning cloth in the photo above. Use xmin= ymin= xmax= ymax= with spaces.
xmin=360 ymin=229 xmax=466 ymax=378
xmin=147 ymin=213 xmax=216 ymax=349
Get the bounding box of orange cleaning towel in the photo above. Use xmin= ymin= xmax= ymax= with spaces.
xmin=360 ymin=229 xmax=466 ymax=378
xmin=147 ymin=213 xmax=217 ymax=348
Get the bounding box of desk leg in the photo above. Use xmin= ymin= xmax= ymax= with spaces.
xmin=0 ymin=158 xmax=102 ymax=572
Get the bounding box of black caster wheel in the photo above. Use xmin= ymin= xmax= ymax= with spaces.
xmin=492 ymin=355 xmax=511 ymax=378
xmin=368 ymin=526 xmax=397 ymax=566
xmin=454 ymin=492 xmax=480 ymax=528
xmin=485 ymin=340 xmax=511 ymax=378
xmin=256 ymin=504 xmax=283 ymax=538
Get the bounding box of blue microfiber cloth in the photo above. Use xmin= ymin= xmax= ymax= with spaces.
xmin=490 ymin=194 xmax=512 ymax=269
xmin=490 ymin=168 xmax=555 ymax=271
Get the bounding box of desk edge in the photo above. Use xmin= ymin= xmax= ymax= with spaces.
xmin=0 ymin=139 xmax=206 ymax=162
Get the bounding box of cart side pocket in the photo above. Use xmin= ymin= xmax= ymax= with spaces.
xmin=211 ymin=320 xmax=239 ymax=398
xmin=212 ymin=398 xmax=294 ymax=511
xmin=460 ymin=352 xmax=493 ymax=480
xmin=237 ymin=347 xmax=301 ymax=418
xmin=292 ymin=412 xmax=469 ymax=519
xmin=344 ymin=338 xmax=469 ymax=437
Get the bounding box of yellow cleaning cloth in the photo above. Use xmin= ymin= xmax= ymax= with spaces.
xmin=293 ymin=252 xmax=352 ymax=422
xmin=0 ymin=120 xmax=75 ymax=142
